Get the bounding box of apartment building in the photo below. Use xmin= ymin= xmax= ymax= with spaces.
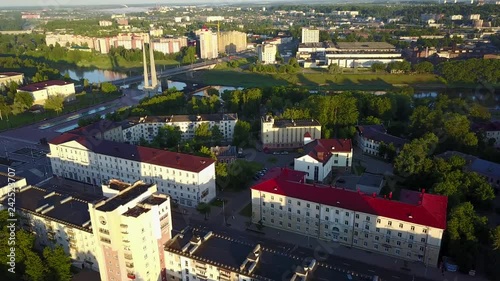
xmin=251 ymin=168 xmax=448 ymax=267
xmin=257 ymin=44 xmax=277 ymax=64
xmin=48 ymin=132 xmax=216 ymax=207
xmin=89 ymin=180 xmax=172 ymax=281
xmin=0 ymin=182 xmax=99 ymax=271
xmin=17 ymin=80 xmax=76 ymax=105
xmin=294 ymin=139 xmax=353 ymax=182
xmin=0 ymin=72 xmax=24 ymax=88
xmin=261 ymin=115 xmax=321 ymax=150
xmin=472 ymin=121 xmax=500 ymax=147
xmin=301 ymin=28 xmax=320 ymax=44
xmin=164 ymin=227 xmax=368 ymax=281
xmin=218 ymin=31 xmax=247 ymax=54
xmin=355 ymin=124 xmax=408 ymax=156
xmin=122 ymin=113 xmax=238 ymax=144
xmin=198 ymin=29 xmax=218 ymax=59
xmin=152 ymin=38 xmax=188 ymax=55
xmin=99 ymin=20 xmax=113 ymax=27
xmin=45 ymin=33 xmax=150 ymax=54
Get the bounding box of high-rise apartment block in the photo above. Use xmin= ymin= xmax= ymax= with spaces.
xmin=301 ymin=28 xmax=320 ymax=44
xmin=251 ymin=168 xmax=448 ymax=267
xmin=257 ymin=44 xmax=277 ymax=64
xmin=218 ymin=31 xmax=247 ymax=54
xmin=197 ymin=29 xmax=218 ymax=59
xmin=48 ymin=131 xmax=216 ymax=207
xmin=89 ymin=180 xmax=172 ymax=281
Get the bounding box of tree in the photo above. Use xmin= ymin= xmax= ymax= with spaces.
xmin=82 ymin=78 xmax=90 ymax=90
xmin=493 ymin=226 xmax=500 ymax=250
xmin=394 ymin=133 xmax=437 ymax=177
xmin=209 ymin=125 xmax=223 ymax=143
xmin=412 ymin=61 xmax=434 ymax=74
xmin=194 ymin=123 xmax=212 ymax=146
xmin=44 ymin=94 xmax=65 ymax=115
xmin=0 ymin=96 xmax=10 ymax=120
xmin=43 ymin=246 xmax=72 ymax=281
xmin=370 ymin=62 xmax=386 ymax=73
xmin=63 ymin=73 xmax=71 ymax=81
xmin=362 ymin=116 xmax=382 ymax=125
xmin=196 ymin=202 xmax=211 ymax=220
xmin=197 ymin=146 xmax=216 ymax=159
xmin=24 ymin=251 xmax=47 ymax=281
xmin=13 ymin=91 xmax=34 ymax=112
xmin=233 ymin=121 xmax=251 ymax=147
xmin=100 ymin=82 xmax=118 ymax=94
xmin=181 ymin=46 xmax=196 ymax=64
xmin=327 ymin=63 xmax=340 ymax=74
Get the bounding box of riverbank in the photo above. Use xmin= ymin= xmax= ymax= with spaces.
xmin=173 ymin=69 xmax=499 ymax=91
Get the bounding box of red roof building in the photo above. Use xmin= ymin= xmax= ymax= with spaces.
xmin=250 ymin=167 xmax=448 ymax=267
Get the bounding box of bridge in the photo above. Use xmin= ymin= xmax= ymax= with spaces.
xmin=110 ymin=61 xmax=217 ymax=86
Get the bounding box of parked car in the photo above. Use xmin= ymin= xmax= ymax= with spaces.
xmin=281 ymin=151 xmax=289 ymax=155
xmin=336 ymin=178 xmax=346 ymax=184
xmin=442 ymin=256 xmax=458 ymax=272
xmin=273 ymin=152 xmax=279 ymax=155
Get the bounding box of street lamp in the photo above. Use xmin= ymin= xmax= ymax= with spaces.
xmin=219 ymin=198 xmax=226 ymax=226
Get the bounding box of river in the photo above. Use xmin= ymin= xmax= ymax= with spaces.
xmin=61 ymin=67 xmax=499 ymax=107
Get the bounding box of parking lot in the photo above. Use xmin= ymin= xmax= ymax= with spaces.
xmin=242 ymin=148 xmax=297 ymax=170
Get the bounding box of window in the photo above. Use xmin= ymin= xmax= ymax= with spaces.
xmin=288 ymin=223 xmax=291 ymax=228
xmin=396 ymin=249 xmax=400 ymax=255
xmin=316 ymin=205 xmax=319 ymax=210
xmin=365 ymin=225 xmax=369 ymax=230
xmin=345 ymin=212 xmax=349 ymax=216
xmin=376 ymin=228 xmax=380 ymax=232
xmin=307 ymin=203 xmax=310 ymax=208
xmin=420 ymin=246 xmax=424 ymax=251
xmin=377 ymin=219 xmax=381 ymax=223
xmin=408 ymin=244 xmax=413 ymax=249
xmin=388 ymin=221 xmax=392 ymax=226
xmin=384 ymin=247 xmax=389 ymax=252
xmin=315 ymin=214 xmax=319 ymax=218
xmin=288 ymin=208 xmax=291 ymax=212
xmin=326 ymin=208 xmax=330 ymax=212
xmin=387 ymin=230 xmax=391 ymax=235
xmin=407 ymin=252 xmax=412 ymax=257
xmin=354 ymin=231 xmax=359 ymax=236
xmin=411 ymin=226 xmax=415 ymax=231
xmin=271 ymin=204 xmax=274 ymax=208
xmin=355 ymin=214 xmax=359 ymax=219
xmin=325 ymin=225 xmax=329 ymax=229
xmin=344 ymin=221 xmax=349 ymax=225
xmin=354 ymin=239 xmax=358 ymax=244
xmin=335 ymin=210 xmax=338 ymax=214
xmin=364 ymin=233 xmax=368 ymax=238
xmin=325 ymin=216 xmax=329 ymax=221
xmin=297 ymin=218 xmax=300 ymax=222
xmin=366 ymin=216 xmax=370 ymax=221
xmin=297 ymin=210 xmax=301 ymax=215
xmin=397 ymin=241 xmax=401 ymax=246
xmin=374 ymin=244 xmax=378 ymax=249
xmin=335 ymin=218 xmax=339 ymax=223
xmin=421 ymin=238 xmax=426 ymax=243
xmin=297 ymin=201 xmax=301 ymax=206
xmin=423 ymin=229 xmax=428 ymax=234
xmin=363 ymin=242 xmax=368 ymax=246
xmin=398 ymin=233 xmax=402 ymax=237
xmin=344 ymin=229 xmax=348 ymax=233
xmin=409 ymin=235 xmax=414 ymax=240
xmin=355 ymin=223 xmax=359 ymax=227
xmin=386 ymin=238 xmax=390 ymax=243
xmin=306 ymin=212 xmax=310 ymax=217
xmin=375 ymin=236 xmax=379 ymax=241
xmin=399 ymin=223 xmax=403 ymax=228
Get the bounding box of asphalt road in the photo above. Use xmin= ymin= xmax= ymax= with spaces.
xmin=172 ymin=211 xmax=431 ymax=281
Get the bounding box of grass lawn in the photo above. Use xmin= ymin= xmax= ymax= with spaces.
xmin=177 ymin=69 xmax=445 ymax=91
xmin=239 ymin=203 xmax=253 ymax=218
xmin=0 ymin=91 xmax=120 ymax=131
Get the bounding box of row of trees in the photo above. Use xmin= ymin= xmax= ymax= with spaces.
xmin=249 ymin=57 xmax=301 ymax=74
xmin=0 ymin=211 xmax=72 ymax=281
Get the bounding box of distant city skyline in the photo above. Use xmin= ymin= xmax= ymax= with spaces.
xmin=0 ymin=0 xmax=303 ymax=8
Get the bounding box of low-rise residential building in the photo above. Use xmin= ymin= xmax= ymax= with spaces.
xmin=472 ymin=121 xmax=500 ymax=147
xmin=294 ymin=139 xmax=353 ymax=182
xmin=122 ymin=113 xmax=238 ymax=144
xmin=89 ymin=180 xmax=172 ymax=281
xmin=0 ymin=183 xmax=100 ymax=271
xmin=210 ymin=145 xmax=238 ymax=164
xmin=251 ymin=168 xmax=448 ymax=267
xmin=99 ymin=20 xmax=113 ymax=27
xmin=164 ymin=227 xmax=368 ymax=281
xmin=356 ymin=173 xmax=385 ymax=195
xmin=355 ymin=124 xmax=408 ymax=156
xmin=48 ymin=131 xmax=216 ymax=207
xmin=0 ymin=72 xmax=24 ymax=88
xmin=17 ymin=80 xmax=76 ymax=105
xmin=257 ymin=44 xmax=277 ymax=64
xmin=261 ymin=115 xmax=321 ymax=150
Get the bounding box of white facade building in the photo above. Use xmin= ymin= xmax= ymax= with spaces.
xmin=355 ymin=124 xmax=408 ymax=156
xmin=261 ymin=115 xmax=321 ymax=149
xmin=301 ymin=28 xmax=320 ymax=44
xmin=89 ymin=180 xmax=172 ymax=281
xmin=122 ymin=114 xmax=238 ymax=144
xmin=257 ymin=44 xmax=277 ymax=64
xmin=198 ymin=29 xmax=218 ymax=59
xmin=48 ymin=132 xmax=216 ymax=207
xmin=17 ymin=80 xmax=76 ymax=105
xmin=251 ymin=168 xmax=448 ymax=267
xmin=0 ymin=72 xmax=24 ymax=88
xmin=294 ymin=139 xmax=353 ymax=182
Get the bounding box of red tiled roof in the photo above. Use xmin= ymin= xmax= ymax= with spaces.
xmin=304 ymin=132 xmax=312 ymax=138
xmin=251 ymin=168 xmax=448 ymax=229
xmin=303 ymin=139 xmax=352 ymax=165
xmin=18 ymin=80 xmax=72 ymax=92
xmin=49 ymin=133 xmax=215 ymax=173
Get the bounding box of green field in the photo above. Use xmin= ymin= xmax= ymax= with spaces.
xmin=0 ymin=91 xmax=120 ymax=131
xmin=176 ymin=69 xmax=445 ymax=90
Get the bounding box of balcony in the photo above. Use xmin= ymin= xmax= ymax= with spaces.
xmin=125 ymin=263 xmax=134 ymax=268
xmin=124 ymin=254 xmax=133 ymax=260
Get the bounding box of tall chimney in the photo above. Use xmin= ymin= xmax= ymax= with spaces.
xmin=143 ymin=41 xmax=149 ymax=88
xmin=149 ymin=43 xmax=158 ymax=88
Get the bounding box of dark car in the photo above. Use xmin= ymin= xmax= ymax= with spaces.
xmin=336 ymin=178 xmax=346 ymax=184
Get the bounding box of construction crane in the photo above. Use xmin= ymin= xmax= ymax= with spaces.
xmin=203 ymin=21 xmax=221 ymax=50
